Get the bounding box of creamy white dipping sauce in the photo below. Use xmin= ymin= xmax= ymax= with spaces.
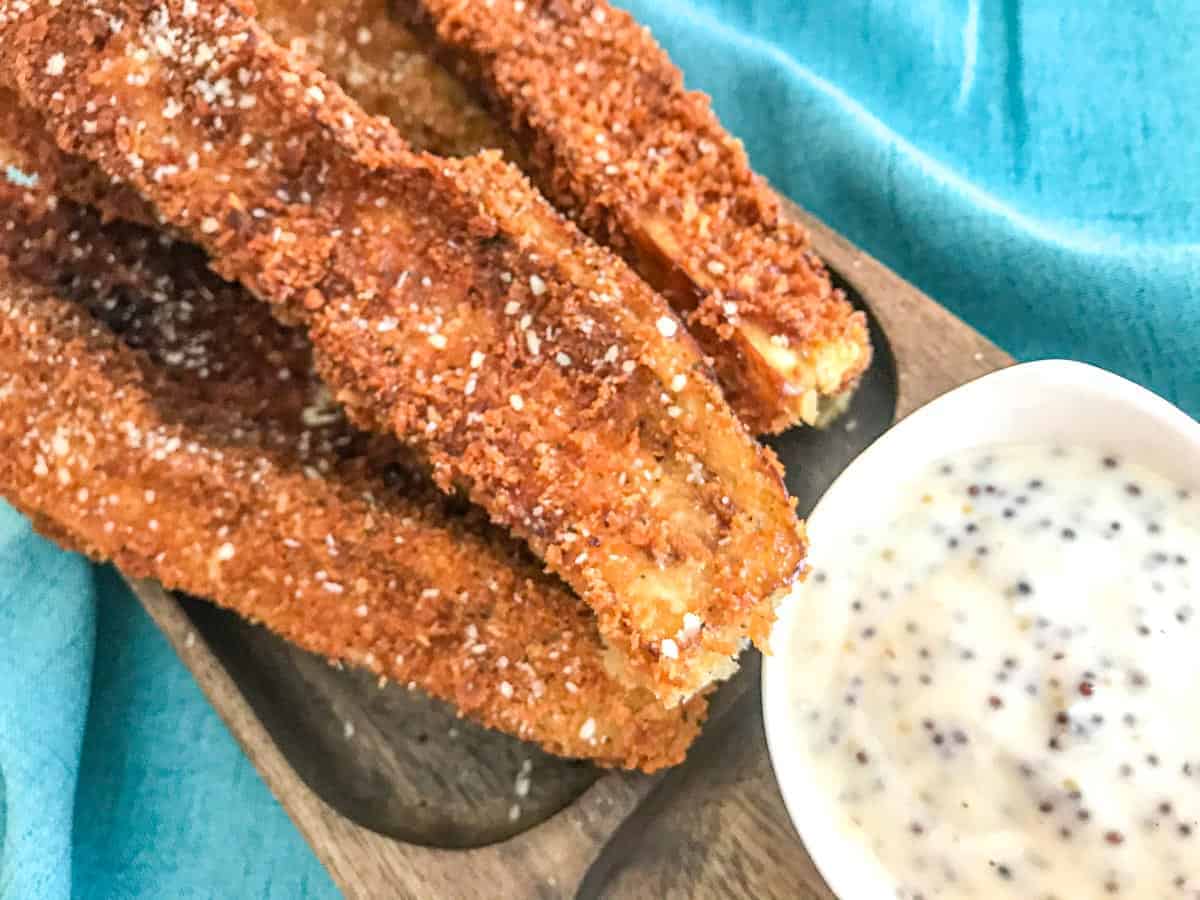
xmin=785 ymin=444 xmax=1200 ymax=899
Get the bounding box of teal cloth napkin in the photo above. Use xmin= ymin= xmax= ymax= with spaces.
xmin=1 ymin=1 xmax=1196 ymax=897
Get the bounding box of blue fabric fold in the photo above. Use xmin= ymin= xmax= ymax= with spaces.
xmin=72 ymin=568 xmax=332 ymax=899
xmin=0 ymin=509 xmax=93 ymax=899
xmin=1 ymin=2 xmax=1195 ymax=897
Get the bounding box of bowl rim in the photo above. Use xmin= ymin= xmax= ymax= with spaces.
xmin=761 ymin=358 xmax=1200 ymax=900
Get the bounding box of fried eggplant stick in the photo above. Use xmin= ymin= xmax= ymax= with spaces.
xmin=400 ymin=0 xmax=871 ymax=433
xmin=0 ymin=177 xmax=706 ymax=770
xmin=0 ymin=0 xmax=806 ymax=706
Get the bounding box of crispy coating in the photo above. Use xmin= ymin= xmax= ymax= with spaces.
xmin=400 ymin=0 xmax=870 ymax=433
xmin=0 ymin=179 xmax=707 ymax=771
xmin=0 ymin=0 xmax=806 ymax=705
xmin=0 ymin=87 xmax=159 ymax=226
xmin=254 ymin=0 xmax=518 ymax=159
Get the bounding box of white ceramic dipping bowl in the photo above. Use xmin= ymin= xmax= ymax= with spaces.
xmin=761 ymin=359 xmax=1200 ymax=900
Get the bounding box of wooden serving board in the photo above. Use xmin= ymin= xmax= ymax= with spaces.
xmin=126 ymin=202 xmax=1012 ymax=899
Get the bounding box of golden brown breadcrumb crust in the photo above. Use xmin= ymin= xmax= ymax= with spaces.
xmin=0 ymin=181 xmax=706 ymax=771
xmin=255 ymin=0 xmax=519 ymax=159
xmin=0 ymin=87 xmax=159 ymax=226
xmin=0 ymin=0 xmax=806 ymax=706
xmin=400 ymin=0 xmax=871 ymax=433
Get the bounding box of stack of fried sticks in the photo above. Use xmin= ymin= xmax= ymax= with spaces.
xmin=0 ymin=0 xmax=869 ymax=771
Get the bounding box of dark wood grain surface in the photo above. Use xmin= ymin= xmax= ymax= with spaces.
xmin=128 ymin=201 xmax=1013 ymax=899
xmin=181 ymin=594 xmax=601 ymax=848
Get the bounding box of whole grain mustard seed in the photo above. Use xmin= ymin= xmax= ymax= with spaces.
xmin=784 ymin=444 xmax=1199 ymax=899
